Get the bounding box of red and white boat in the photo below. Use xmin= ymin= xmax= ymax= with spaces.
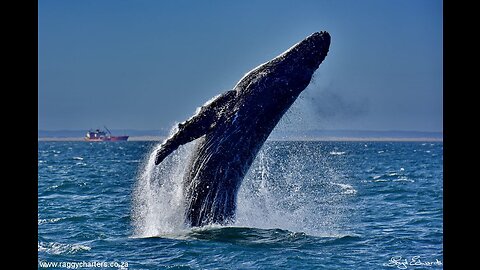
xmin=85 ymin=126 xmax=129 ymax=142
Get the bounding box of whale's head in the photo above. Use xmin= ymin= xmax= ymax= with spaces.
xmin=235 ymin=31 xmax=330 ymax=95
xmin=235 ymin=31 xmax=330 ymax=98
xmin=234 ymin=31 xmax=330 ymax=114
xmin=283 ymin=31 xmax=331 ymax=73
xmin=219 ymin=31 xmax=331 ymax=137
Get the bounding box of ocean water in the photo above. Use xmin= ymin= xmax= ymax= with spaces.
xmin=38 ymin=140 xmax=443 ymax=269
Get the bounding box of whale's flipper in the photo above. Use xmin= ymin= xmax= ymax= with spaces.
xmin=154 ymin=90 xmax=236 ymax=165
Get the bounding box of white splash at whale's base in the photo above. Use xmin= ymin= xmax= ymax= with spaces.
xmin=132 ymin=138 xmax=353 ymax=238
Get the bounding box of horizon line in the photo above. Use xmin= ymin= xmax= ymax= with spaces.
xmin=38 ymin=136 xmax=443 ymax=142
xmin=38 ymin=128 xmax=444 ymax=133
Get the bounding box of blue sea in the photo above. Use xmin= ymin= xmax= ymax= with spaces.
xmin=38 ymin=140 xmax=443 ymax=269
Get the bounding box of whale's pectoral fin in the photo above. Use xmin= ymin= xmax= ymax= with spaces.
xmin=154 ymin=90 xmax=236 ymax=165
xmin=154 ymin=145 xmax=173 ymax=165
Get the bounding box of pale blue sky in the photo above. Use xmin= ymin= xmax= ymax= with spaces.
xmin=38 ymin=0 xmax=442 ymax=132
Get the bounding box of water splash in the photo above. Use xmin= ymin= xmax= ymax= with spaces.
xmin=235 ymin=142 xmax=354 ymax=236
xmin=132 ymin=140 xmax=355 ymax=238
xmin=132 ymin=141 xmax=195 ymax=237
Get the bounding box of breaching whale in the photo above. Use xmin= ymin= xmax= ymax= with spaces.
xmin=154 ymin=31 xmax=331 ymax=227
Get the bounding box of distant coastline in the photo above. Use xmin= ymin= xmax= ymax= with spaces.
xmin=38 ymin=136 xmax=442 ymax=142
xmin=38 ymin=129 xmax=443 ymax=142
xmin=38 ymin=136 xmax=163 ymax=142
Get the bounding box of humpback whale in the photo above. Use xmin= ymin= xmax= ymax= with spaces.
xmin=154 ymin=31 xmax=331 ymax=227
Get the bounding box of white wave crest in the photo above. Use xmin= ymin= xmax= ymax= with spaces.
xmin=329 ymin=151 xmax=346 ymax=156
xmin=38 ymin=217 xmax=64 ymax=225
xmin=38 ymin=242 xmax=90 ymax=254
xmin=330 ymin=182 xmax=357 ymax=195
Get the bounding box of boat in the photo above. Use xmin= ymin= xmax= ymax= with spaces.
xmin=85 ymin=126 xmax=129 ymax=142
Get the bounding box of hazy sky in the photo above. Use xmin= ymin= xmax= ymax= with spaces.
xmin=38 ymin=0 xmax=442 ymax=132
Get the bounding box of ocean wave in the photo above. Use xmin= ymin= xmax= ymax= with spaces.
xmin=186 ymin=226 xmax=316 ymax=245
xmin=38 ymin=242 xmax=91 ymax=254
xmin=72 ymin=156 xmax=84 ymax=160
xmin=131 ymin=225 xmax=356 ymax=245
xmin=367 ymin=175 xmax=414 ymax=183
xmin=392 ymin=177 xmax=415 ymax=182
xmin=125 ymin=160 xmax=142 ymax=163
xmin=329 ymin=151 xmax=346 ymax=156
xmin=38 ymin=217 xmax=65 ymax=225
xmin=190 ymin=226 xmax=363 ymax=248
xmin=329 ymin=182 xmax=357 ymax=195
